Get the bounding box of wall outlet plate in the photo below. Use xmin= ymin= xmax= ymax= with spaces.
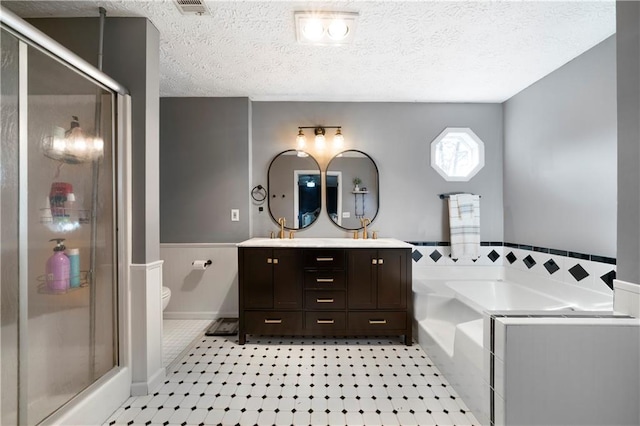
xmin=342 ymin=212 xmax=351 ymax=218
xmin=231 ymin=209 xmax=240 ymax=221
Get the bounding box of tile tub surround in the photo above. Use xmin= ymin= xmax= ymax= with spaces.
xmin=409 ymin=242 xmax=616 ymax=295
xmin=105 ymin=336 xmax=480 ymax=426
xmin=413 ymin=271 xmax=618 ymax=425
xmin=484 ymin=314 xmax=640 ymax=426
xmin=613 ymin=279 xmax=640 ymax=317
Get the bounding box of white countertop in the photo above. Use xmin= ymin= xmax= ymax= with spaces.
xmin=237 ymin=237 xmax=413 ymax=249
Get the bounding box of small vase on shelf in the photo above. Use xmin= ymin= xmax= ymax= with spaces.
xmin=354 ymin=185 xmax=360 ymax=191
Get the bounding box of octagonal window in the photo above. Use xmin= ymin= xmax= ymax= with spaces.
xmin=430 ymin=127 xmax=485 ymax=181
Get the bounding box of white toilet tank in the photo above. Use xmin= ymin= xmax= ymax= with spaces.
xmin=161 ymin=286 xmax=171 ymax=311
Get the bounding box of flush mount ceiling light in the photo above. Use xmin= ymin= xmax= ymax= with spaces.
xmin=296 ymin=126 xmax=344 ymax=151
xmin=294 ymin=11 xmax=358 ymax=45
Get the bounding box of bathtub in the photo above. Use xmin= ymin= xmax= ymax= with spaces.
xmin=413 ymin=275 xmax=614 ymax=425
xmin=446 ymin=280 xmax=574 ymax=313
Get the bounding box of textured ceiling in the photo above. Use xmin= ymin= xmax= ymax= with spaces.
xmin=5 ymin=0 xmax=616 ymax=102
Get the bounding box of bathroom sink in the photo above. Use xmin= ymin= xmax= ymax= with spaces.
xmin=237 ymin=237 xmax=412 ymax=249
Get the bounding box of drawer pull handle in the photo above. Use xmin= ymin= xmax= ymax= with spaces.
xmin=273 ymin=258 xmax=279 ymax=264
xmin=267 ymin=258 xmax=272 ymax=264
xmin=316 ymin=278 xmax=334 ymax=283
xmin=372 ymin=259 xmax=378 ymax=265
xmin=264 ymin=319 xmax=282 ymax=324
xmin=317 ymin=319 xmax=335 ymax=324
xmin=369 ymin=319 xmax=387 ymax=325
xmin=316 ymin=298 xmax=334 ymax=303
xmin=316 ymin=257 xmax=334 ymax=262
xmin=378 ymin=258 xmax=384 ymax=264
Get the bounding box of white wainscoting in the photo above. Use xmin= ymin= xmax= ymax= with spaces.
xmin=130 ymin=261 xmax=165 ymax=396
xmin=160 ymin=244 xmax=238 ymax=319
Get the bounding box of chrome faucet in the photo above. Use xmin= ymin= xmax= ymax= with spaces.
xmin=360 ymin=218 xmax=371 ymax=239
xmin=278 ymin=217 xmax=286 ymax=239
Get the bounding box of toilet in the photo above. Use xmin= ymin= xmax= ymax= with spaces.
xmin=162 ymin=286 xmax=171 ymax=311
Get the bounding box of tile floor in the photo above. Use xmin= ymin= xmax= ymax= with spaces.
xmin=107 ymin=335 xmax=479 ymax=426
xmin=163 ymin=319 xmax=213 ymax=368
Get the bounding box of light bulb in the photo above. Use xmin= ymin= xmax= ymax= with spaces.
xmin=328 ymin=20 xmax=349 ymax=40
xmin=74 ymin=137 xmax=87 ymax=152
xmin=52 ymin=137 xmax=66 ymax=153
xmin=302 ymin=19 xmax=324 ymax=41
xmin=296 ymin=129 xmax=306 ymax=149
xmin=315 ymin=134 xmax=326 ymax=150
xmin=92 ymin=137 xmax=104 ymax=157
xmin=333 ymin=129 xmax=344 ymax=148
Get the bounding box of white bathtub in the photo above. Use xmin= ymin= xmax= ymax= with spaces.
xmin=446 ymin=280 xmax=574 ymax=313
xmin=413 ymin=275 xmax=614 ymax=425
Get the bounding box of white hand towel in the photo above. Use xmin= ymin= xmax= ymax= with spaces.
xmin=449 ymin=194 xmax=480 ymax=260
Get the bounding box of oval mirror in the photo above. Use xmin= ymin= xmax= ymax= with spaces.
xmin=268 ymin=150 xmax=322 ymax=230
xmin=325 ymin=150 xmax=379 ymax=230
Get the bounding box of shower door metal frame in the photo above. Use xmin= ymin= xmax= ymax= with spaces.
xmin=1 ymin=6 xmax=133 ymax=425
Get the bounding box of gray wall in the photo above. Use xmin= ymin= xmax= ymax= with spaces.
xmin=105 ymin=18 xmax=160 ymax=263
xmin=28 ymin=17 xmax=161 ymax=263
xmin=251 ymin=102 xmax=504 ymax=242
xmin=503 ymin=36 xmax=617 ymax=257
xmin=616 ymin=2 xmax=640 ymax=284
xmin=160 ymin=98 xmax=250 ymax=243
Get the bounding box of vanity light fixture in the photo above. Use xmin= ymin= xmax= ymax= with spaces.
xmin=294 ymin=11 xmax=358 ymax=45
xmin=296 ymin=126 xmax=344 ymax=151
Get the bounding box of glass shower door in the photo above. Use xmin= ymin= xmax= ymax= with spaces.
xmin=1 ymin=27 xmax=118 ymax=425
xmin=1 ymin=26 xmax=21 ymax=426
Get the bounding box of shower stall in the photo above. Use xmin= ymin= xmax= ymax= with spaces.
xmin=1 ymin=10 xmax=130 ymax=425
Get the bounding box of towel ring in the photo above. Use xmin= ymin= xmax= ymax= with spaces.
xmin=251 ymin=185 xmax=267 ymax=202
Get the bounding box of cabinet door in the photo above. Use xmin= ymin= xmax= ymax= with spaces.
xmin=242 ymin=248 xmax=274 ymax=309
xmin=273 ymin=248 xmax=302 ymax=309
xmin=347 ymin=249 xmax=378 ymax=309
xmin=376 ymin=249 xmax=407 ymax=310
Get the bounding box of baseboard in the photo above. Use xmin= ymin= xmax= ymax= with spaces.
xmin=163 ymin=311 xmax=238 ymax=320
xmin=131 ymin=367 xmax=165 ymax=396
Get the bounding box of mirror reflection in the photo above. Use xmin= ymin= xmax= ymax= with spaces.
xmin=326 ymin=150 xmax=379 ymax=230
xmin=268 ymin=150 xmax=322 ymax=229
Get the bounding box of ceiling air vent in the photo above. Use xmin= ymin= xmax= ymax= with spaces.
xmin=173 ymin=0 xmax=211 ymax=16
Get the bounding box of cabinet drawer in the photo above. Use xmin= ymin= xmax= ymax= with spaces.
xmin=305 ymin=290 xmax=346 ymax=310
xmin=303 ymin=249 xmax=345 ymax=269
xmin=304 ymin=270 xmax=345 ymax=289
xmin=348 ymin=312 xmax=406 ymax=331
xmin=305 ymin=312 xmax=346 ymax=331
xmin=244 ymin=311 xmax=303 ymax=334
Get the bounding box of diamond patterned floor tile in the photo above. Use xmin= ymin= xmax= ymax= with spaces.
xmin=106 ymin=336 xmax=480 ymax=426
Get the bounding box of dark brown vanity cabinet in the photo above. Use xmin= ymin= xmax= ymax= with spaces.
xmin=347 ymin=249 xmax=408 ymax=310
xmin=239 ymin=248 xmax=302 ymax=344
xmin=302 ymin=249 xmax=347 ymax=334
xmin=239 ymin=245 xmax=411 ymax=345
xmin=347 ymin=249 xmax=410 ymax=340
